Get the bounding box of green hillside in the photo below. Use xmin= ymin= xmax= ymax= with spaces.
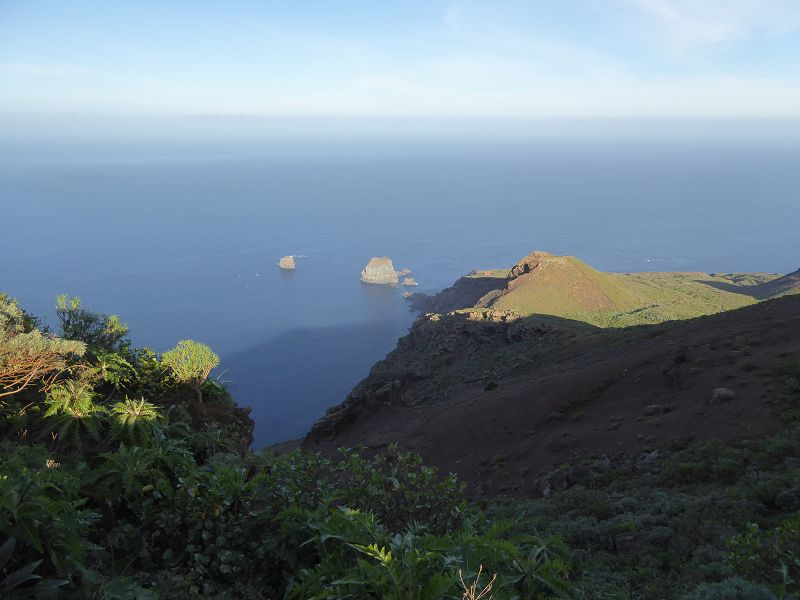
xmin=483 ymin=252 xmax=790 ymax=327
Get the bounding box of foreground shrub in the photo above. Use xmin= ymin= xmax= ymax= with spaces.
xmin=726 ymin=515 xmax=800 ymax=597
xmin=1 ymin=293 xmax=573 ymax=598
xmin=682 ymin=577 xmax=776 ymax=600
xmin=110 ymin=397 xmax=162 ymax=444
xmin=43 ymin=379 xmax=105 ymax=449
xmin=286 ymin=508 xmax=570 ymax=600
xmin=0 ymin=443 xmax=95 ymax=574
xmin=161 ymin=340 xmax=219 ymax=405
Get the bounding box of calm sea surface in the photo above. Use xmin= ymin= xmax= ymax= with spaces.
xmin=2 ymin=129 xmax=799 ymax=446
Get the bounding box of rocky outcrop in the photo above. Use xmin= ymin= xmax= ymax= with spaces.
xmin=361 ymin=257 xmax=399 ymax=284
xmin=508 ymin=250 xmax=552 ymax=280
xmin=403 ymin=277 xmax=418 ymax=286
xmin=277 ymin=256 xmax=296 ymax=270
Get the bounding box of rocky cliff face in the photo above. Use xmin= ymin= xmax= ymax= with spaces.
xmin=305 ymin=308 xmax=581 ymax=442
xmin=361 ymin=257 xmax=399 ymax=284
xmin=406 ymin=251 xmax=556 ymax=313
xmin=508 ymin=250 xmax=552 ymax=280
xmin=406 ymin=274 xmax=507 ymax=313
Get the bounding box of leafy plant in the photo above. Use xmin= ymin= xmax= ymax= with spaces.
xmin=0 ymin=443 xmax=95 ymax=574
xmin=726 ymin=515 xmax=800 ymax=596
xmin=55 ymin=295 xmax=129 ymax=354
xmin=95 ymin=444 xmax=160 ymax=504
xmin=124 ymin=348 xmax=169 ymax=402
xmin=286 ymin=506 xmax=572 ymax=599
xmin=94 ymin=350 xmax=137 ymax=397
xmin=161 ymin=340 xmax=219 ymax=404
xmin=0 ymin=537 xmax=67 ymax=599
xmin=43 ymin=379 xmax=105 ymax=448
xmin=111 ymin=398 xmax=161 ymax=445
xmin=332 ymin=444 xmax=467 ymax=535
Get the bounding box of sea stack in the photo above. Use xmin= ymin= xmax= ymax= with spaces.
xmin=277 ymin=256 xmax=296 ymax=270
xmin=403 ymin=277 xmax=418 ymax=286
xmin=361 ymin=257 xmax=399 ymax=284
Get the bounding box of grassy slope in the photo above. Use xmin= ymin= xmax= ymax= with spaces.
xmin=466 ymin=269 xmax=510 ymax=279
xmin=488 ymin=255 xmax=783 ymax=327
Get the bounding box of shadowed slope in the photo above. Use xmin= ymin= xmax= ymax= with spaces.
xmin=406 ymin=271 xmax=507 ymax=314
xmin=750 ymin=267 xmax=800 ymax=299
xmin=305 ymin=295 xmax=800 ymax=495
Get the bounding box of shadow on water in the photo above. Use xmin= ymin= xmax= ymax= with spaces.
xmin=278 ymin=268 xmax=296 ymax=281
xmin=358 ymin=279 xmax=411 ymax=314
xmin=223 ymin=313 xmax=414 ymax=448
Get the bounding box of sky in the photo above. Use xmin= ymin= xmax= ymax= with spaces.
xmin=1 ymin=0 xmax=800 ymax=119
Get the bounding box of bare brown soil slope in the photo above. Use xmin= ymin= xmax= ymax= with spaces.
xmin=304 ymin=295 xmax=800 ymax=495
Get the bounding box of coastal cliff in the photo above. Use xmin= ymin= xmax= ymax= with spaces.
xmin=306 ymin=250 xmax=800 ymax=492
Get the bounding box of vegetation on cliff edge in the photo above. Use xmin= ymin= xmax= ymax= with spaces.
xmin=1 ymin=292 xmax=798 ymax=598
xmin=0 ymin=293 xmax=570 ymax=599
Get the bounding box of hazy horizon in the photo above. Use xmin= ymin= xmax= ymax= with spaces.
xmin=3 ymin=116 xmax=800 ymax=155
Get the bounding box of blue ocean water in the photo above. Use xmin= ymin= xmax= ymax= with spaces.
xmin=2 ymin=126 xmax=799 ymax=446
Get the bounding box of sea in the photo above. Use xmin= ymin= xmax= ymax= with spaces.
xmin=2 ymin=119 xmax=799 ymax=446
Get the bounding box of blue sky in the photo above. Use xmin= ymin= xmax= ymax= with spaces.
xmin=2 ymin=0 xmax=800 ymax=118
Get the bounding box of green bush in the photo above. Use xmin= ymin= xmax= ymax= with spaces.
xmin=55 ymin=295 xmax=129 ymax=354
xmin=0 ymin=434 xmax=569 ymax=599
xmin=43 ymin=379 xmax=105 ymax=449
xmin=287 ymin=508 xmax=570 ymax=600
xmin=161 ymin=340 xmax=219 ymax=405
xmin=660 ymin=440 xmax=747 ymax=485
xmin=110 ymin=397 xmax=162 ymax=444
xmin=0 ymin=443 xmax=95 ymax=574
xmin=726 ymin=515 xmax=800 ymax=596
xmin=0 ymin=537 xmax=68 ymax=599
xmin=682 ymin=578 xmax=776 ymax=600
xmin=7 ymin=294 xmax=553 ymax=598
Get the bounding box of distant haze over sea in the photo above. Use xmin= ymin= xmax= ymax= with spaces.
xmin=2 ymin=119 xmax=798 ymax=446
